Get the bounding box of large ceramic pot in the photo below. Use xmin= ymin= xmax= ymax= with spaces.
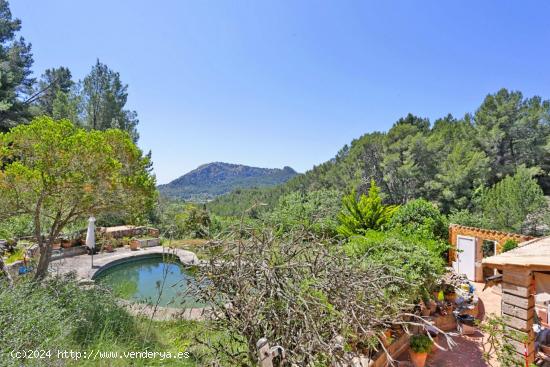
xmin=129 ymin=240 xmax=140 ymax=251
xmin=409 ymin=350 xmax=428 ymax=367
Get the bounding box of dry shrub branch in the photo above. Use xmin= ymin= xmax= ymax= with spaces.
xmin=189 ymin=225 xmax=450 ymax=366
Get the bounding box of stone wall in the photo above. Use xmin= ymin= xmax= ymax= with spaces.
xmin=98 ymin=225 xmax=160 ymax=239
xmin=50 ymin=245 xmax=87 ymax=261
xmin=135 ymin=238 xmax=160 ymax=248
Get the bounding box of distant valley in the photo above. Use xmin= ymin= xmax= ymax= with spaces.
xmin=158 ymin=162 xmax=298 ymax=201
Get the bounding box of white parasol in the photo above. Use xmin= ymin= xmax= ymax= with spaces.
xmin=85 ymin=216 xmax=96 ymax=250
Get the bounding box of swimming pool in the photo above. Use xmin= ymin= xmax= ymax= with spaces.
xmin=94 ymin=254 xmax=206 ymax=308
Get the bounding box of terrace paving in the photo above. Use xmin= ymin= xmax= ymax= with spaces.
xmin=397 ymin=282 xmax=502 ymax=367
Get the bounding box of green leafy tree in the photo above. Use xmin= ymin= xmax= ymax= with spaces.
xmin=0 ymin=117 xmax=157 ymax=279
xmin=388 ymin=198 xmax=448 ymax=241
xmin=479 ymin=165 xmax=547 ymax=234
xmin=337 ymin=180 xmax=398 ymax=237
xmin=0 ymin=0 xmax=34 ymax=132
xmin=81 ymin=60 xmax=139 ymax=141
xmin=448 ymin=208 xmax=488 ymax=229
xmin=264 ymin=189 xmax=342 ymax=237
xmin=501 ymin=239 xmax=518 ymax=253
xmin=212 ymin=89 xmax=550 ymax=218
xmin=174 ymin=204 xmax=211 ymax=239
xmin=344 ymin=230 xmax=445 ymax=302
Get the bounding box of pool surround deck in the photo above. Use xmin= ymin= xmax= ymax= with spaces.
xmin=50 ymin=245 xmax=200 ymax=281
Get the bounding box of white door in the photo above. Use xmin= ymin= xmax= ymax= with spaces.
xmin=457 ymin=236 xmax=476 ymax=281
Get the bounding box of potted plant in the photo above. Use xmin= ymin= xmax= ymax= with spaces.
xmin=129 ymin=238 xmax=140 ymax=251
xmin=409 ymin=334 xmax=433 ymax=367
xmin=102 ymin=240 xmax=114 ymax=253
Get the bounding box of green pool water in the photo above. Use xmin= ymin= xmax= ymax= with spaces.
xmin=95 ymin=256 xmax=206 ymax=308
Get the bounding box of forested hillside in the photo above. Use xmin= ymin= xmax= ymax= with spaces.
xmin=209 ymin=89 xmax=550 ymax=220
xmin=159 ymin=162 xmax=297 ymax=201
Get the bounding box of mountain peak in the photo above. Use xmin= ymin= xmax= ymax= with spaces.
xmin=158 ymin=162 xmax=298 ymax=201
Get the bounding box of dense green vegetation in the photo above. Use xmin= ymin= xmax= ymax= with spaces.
xmin=337 ymin=180 xmax=398 ymax=236
xmin=209 ymin=89 xmax=550 ymax=235
xmin=263 ymin=188 xmax=341 ymax=237
xmin=0 ymin=275 xmax=231 ymax=366
xmin=0 ymin=117 xmax=156 ymax=278
xmin=158 ymin=162 xmax=297 ymax=201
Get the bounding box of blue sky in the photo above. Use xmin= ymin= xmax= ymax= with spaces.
xmin=11 ymin=0 xmax=550 ymax=184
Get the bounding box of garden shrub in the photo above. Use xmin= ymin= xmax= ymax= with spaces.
xmin=410 ymin=334 xmax=433 ymax=353
xmin=337 ymin=180 xmax=398 ymax=237
xmin=344 ymin=230 xmax=445 ymax=303
xmin=388 ymin=198 xmax=448 ymax=241
xmin=0 ymin=274 xmax=154 ymax=366
xmin=501 ymin=239 xmax=518 ymax=253
xmin=264 ymin=189 xmax=341 ymax=237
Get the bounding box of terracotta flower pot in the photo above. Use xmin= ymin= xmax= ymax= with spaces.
xmin=61 ymin=241 xmax=72 ymax=249
xmin=52 ymin=243 xmax=61 ymax=250
xmin=129 ymin=240 xmax=140 ymax=251
xmin=103 ymin=243 xmax=114 ymax=253
xmin=409 ymin=350 xmax=428 ymax=367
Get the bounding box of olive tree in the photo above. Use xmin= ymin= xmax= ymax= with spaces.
xmin=0 ymin=116 xmax=156 ymax=279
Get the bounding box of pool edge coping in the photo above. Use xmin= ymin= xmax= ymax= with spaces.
xmin=85 ymin=246 xmax=200 ymax=280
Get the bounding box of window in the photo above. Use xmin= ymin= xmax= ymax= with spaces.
xmin=482 ymin=240 xmax=497 ymax=258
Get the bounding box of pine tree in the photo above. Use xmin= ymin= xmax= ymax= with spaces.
xmin=0 ymin=0 xmax=34 ymax=132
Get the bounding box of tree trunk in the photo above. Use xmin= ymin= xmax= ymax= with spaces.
xmin=0 ymin=256 xmax=13 ymax=287
xmin=34 ymin=244 xmax=51 ymax=280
